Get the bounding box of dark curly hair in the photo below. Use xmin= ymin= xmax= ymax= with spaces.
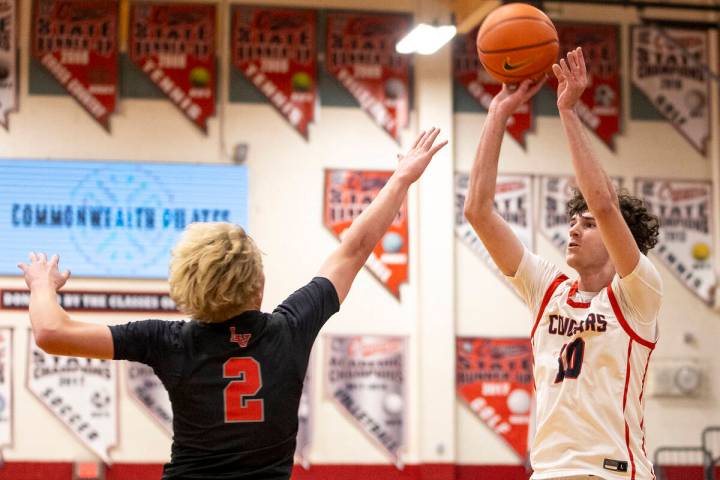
xmin=567 ymin=189 xmax=660 ymax=254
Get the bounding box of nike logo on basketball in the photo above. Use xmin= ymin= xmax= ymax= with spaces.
xmin=503 ymin=57 xmax=533 ymax=71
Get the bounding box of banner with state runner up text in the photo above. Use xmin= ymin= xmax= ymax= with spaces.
xmin=232 ymin=6 xmax=316 ymax=139
xmin=129 ymin=2 xmax=216 ymax=131
xmin=126 ymin=362 xmax=172 ymax=435
xmin=32 ymin=0 xmax=118 ymax=130
xmin=323 ymin=169 xmax=408 ymax=299
xmin=453 ymin=26 xmax=533 ymax=147
xmin=326 ymin=13 xmax=409 ymax=142
xmin=325 ymin=335 xmax=406 ymax=468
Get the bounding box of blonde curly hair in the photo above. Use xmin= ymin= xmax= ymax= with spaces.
xmin=169 ymin=222 xmax=264 ymax=323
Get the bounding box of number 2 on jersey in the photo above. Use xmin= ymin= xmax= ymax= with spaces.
xmin=554 ymin=338 xmax=585 ymax=383
xmin=223 ymin=357 xmax=264 ymax=422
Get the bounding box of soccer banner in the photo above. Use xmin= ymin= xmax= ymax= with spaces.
xmin=631 ymin=26 xmax=709 ymax=155
xmin=32 ymin=0 xmax=118 ymax=130
xmin=325 ymin=335 xmax=406 ymax=467
xmin=539 ymin=175 xmax=622 ymax=254
xmin=455 ymin=172 xmax=533 ymax=284
xmin=457 ymin=337 xmax=533 ymax=459
xmin=549 ymin=23 xmax=620 ymax=149
xmin=27 ymin=335 xmax=117 ymax=462
xmin=129 ymin=3 xmax=215 ymax=131
xmin=0 ymin=0 xmax=17 ymax=129
xmin=232 ymin=6 xmax=316 ymax=139
xmin=636 ymin=178 xmax=715 ymax=305
xmin=295 ymin=357 xmax=312 ymax=469
xmin=0 ymin=328 xmax=12 ymax=449
xmin=326 ymin=13 xmax=409 ymax=141
xmin=324 ymin=170 xmax=408 ymax=298
xmin=126 ymin=362 xmax=172 ymax=435
xmin=453 ymin=27 xmax=532 ymax=147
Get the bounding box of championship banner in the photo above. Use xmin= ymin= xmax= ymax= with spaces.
xmin=27 ymin=335 xmax=117 ymax=462
xmin=548 ymin=23 xmax=620 ymax=149
xmin=232 ymin=6 xmax=316 ymax=138
xmin=326 ymin=13 xmax=410 ymax=141
xmin=1 ymin=290 xmax=178 ymax=312
xmin=129 ymin=3 xmax=216 ymax=131
xmin=636 ymin=178 xmax=716 ymax=305
xmin=126 ymin=362 xmax=172 ymax=435
xmin=453 ymin=27 xmax=532 ymax=147
xmin=455 ymin=172 xmax=534 ymax=283
xmin=324 ymin=170 xmax=408 ymax=298
xmin=0 ymin=329 xmax=12 ymax=449
xmin=295 ymin=358 xmax=312 ymax=469
xmin=539 ymin=175 xmax=622 ymax=254
xmin=631 ymin=26 xmax=709 ymax=155
xmin=0 ymin=0 xmax=17 ymax=129
xmin=457 ymin=337 xmax=533 ymax=460
xmin=325 ymin=335 xmax=406 ymax=467
xmin=32 ymin=0 xmax=118 ymax=130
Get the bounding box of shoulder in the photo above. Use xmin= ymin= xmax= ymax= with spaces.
xmin=111 ymin=319 xmax=187 ymax=348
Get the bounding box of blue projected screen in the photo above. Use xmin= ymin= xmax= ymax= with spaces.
xmin=1 ymin=159 xmax=248 ymax=278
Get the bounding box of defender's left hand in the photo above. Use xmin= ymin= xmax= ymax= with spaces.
xmin=553 ymin=47 xmax=588 ymax=111
xmin=18 ymin=253 xmax=71 ymax=292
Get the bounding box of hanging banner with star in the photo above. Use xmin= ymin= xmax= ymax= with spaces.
xmin=326 ymin=13 xmax=409 ymax=141
xmin=129 ymin=2 xmax=216 ymax=131
xmin=548 ymin=23 xmax=620 ymax=149
xmin=324 ymin=169 xmax=408 ymax=299
xmin=0 ymin=0 xmax=17 ymax=129
xmin=32 ymin=0 xmax=118 ymax=130
xmin=635 ymin=178 xmax=715 ymax=305
xmin=631 ymin=26 xmax=709 ymax=156
xmin=457 ymin=337 xmax=533 ymax=460
xmin=453 ymin=26 xmax=533 ymax=147
xmin=325 ymin=335 xmax=406 ymax=468
xmin=232 ymin=6 xmax=316 ymax=139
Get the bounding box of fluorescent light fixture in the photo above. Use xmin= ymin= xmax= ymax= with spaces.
xmin=396 ymin=23 xmax=457 ymax=55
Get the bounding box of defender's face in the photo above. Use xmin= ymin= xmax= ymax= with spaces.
xmin=566 ymin=212 xmax=610 ymax=270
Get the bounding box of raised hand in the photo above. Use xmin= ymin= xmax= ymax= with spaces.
xmin=18 ymin=253 xmax=71 ymax=291
xmin=553 ymin=47 xmax=588 ymax=111
xmin=395 ymin=127 xmax=448 ymax=185
xmin=489 ymin=77 xmax=546 ymax=119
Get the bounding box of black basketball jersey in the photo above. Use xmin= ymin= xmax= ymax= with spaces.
xmin=110 ymin=277 xmax=339 ymax=480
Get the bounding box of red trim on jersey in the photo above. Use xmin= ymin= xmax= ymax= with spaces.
xmin=623 ymin=339 xmax=636 ymax=480
xmin=531 ymin=274 xmax=568 ymax=340
xmin=566 ymin=281 xmax=591 ymax=308
xmin=639 ymin=349 xmax=654 ymax=476
xmin=607 ymin=284 xmax=656 ymax=350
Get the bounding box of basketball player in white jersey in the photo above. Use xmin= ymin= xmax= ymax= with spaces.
xmin=464 ymin=47 xmax=661 ymax=480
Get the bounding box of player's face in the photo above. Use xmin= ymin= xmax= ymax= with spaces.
xmin=566 ymin=212 xmax=610 ymax=271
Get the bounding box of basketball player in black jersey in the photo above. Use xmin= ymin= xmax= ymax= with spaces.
xmin=18 ymin=128 xmax=447 ymax=480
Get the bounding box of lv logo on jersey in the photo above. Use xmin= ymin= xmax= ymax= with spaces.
xmin=229 ymin=327 xmax=252 ymax=348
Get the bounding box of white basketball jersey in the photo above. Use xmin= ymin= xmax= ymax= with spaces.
xmin=509 ymin=252 xmax=661 ymax=480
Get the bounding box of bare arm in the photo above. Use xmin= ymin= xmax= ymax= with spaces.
xmin=18 ymin=253 xmax=113 ymax=359
xmin=554 ymin=48 xmax=639 ymax=276
xmin=318 ymin=128 xmax=447 ymax=303
xmin=463 ymin=80 xmax=545 ymax=276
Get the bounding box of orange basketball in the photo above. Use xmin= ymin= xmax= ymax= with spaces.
xmin=476 ymin=3 xmax=559 ymax=84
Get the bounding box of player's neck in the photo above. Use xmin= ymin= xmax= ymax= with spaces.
xmin=575 ymin=262 xmax=615 ymax=293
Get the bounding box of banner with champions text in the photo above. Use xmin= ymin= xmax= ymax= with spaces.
xmin=232 ymin=6 xmax=316 ymax=139
xmin=129 ymin=3 xmax=216 ymax=131
xmin=126 ymin=362 xmax=172 ymax=435
xmin=27 ymin=335 xmax=117 ymax=462
xmin=0 ymin=0 xmax=17 ymax=129
xmin=325 ymin=335 xmax=406 ymax=467
xmin=0 ymin=328 xmax=12 ymax=450
xmin=32 ymin=0 xmax=118 ymax=130
xmin=635 ymin=178 xmax=715 ymax=306
xmin=457 ymin=337 xmax=533 ymax=460
xmin=455 ymin=172 xmax=534 ymax=288
xmin=324 ymin=170 xmax=408 ymax=299
xmin=631 ymin=26 xmax=709 ymax=156
xmin=453 ymin=27 xmax=533 ymax=147
xmin=539 ymin=175 xmax=623 ymax=255
xmin=326 ymin=13 xmax=409 ymax=141
xmin=549 ymin=23 xmax=620 ymax=149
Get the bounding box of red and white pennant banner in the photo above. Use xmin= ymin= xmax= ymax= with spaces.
xmin=0 ymin=0 xmax=17 ymax=129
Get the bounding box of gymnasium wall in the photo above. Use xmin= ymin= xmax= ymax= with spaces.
xmin=0 ymin=0 xmax=718 ymax=477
